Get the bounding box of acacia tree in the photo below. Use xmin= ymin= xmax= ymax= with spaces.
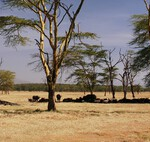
xmin=128 ymin=0 xmax=150 ymax=87
xmin=127 ymin=51 xmax=138 ymax=98
xmin=130 ymin=14 xmax=150 ymax=86
xmin=0 ymin=0 xmax=85 ymax=111
xmin=64 ymin=35 xmax=106 ymax=95
xmin=118 ymin=51 xmax=137 ymax=99
xmin=0 ymin=70 xmax=15 ymax=94
xmin=103 ymin=49 xmax=121 ymax=99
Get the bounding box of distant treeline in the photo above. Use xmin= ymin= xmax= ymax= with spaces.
xmin=13 ymin=83 xmax=149 ymax=92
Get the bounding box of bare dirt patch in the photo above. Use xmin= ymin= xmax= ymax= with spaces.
xmin=0 ymin=91 xmax=150 ymax=142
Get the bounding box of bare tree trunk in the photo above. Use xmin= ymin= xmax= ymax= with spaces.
xmin=110 ymin=79 xmax=115 ymax=99
xmin=123 ymin=91 xmax=127 ymax=99
xmin=104 ymin=85 xmax=107 ymax=96
xmin=136 ymin=84 xmax=141 ymax=95
xmin=130 ymin=84 xmax=135 ymax=98
xmin=123 ymin=84 xmax=127 ymax=99
xmin=90 ymin=89 xmax=93 ymax=95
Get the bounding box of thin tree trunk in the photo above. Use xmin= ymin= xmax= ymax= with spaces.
xmin=122 ymin=80 xmax=127 ymax=99
xmin=104 ymin=86 xmax=107 ymax=96
xmin=124 ymin=91 xmax=127 ymax=99
xmin=130 ymin=84 xmax=135 ymax=98
xmin=110 ymin=80 xmax=115 ymax=99
xmin=90 ymin=89 xmax=93 ymax=95
xmin=123 ymin=86 xmax=127 ymax=99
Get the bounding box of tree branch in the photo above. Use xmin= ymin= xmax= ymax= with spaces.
xmin=58 ymin=3 xmax=73 ymax=26
xmin=35 ymin=39 xmax=52 ymax=75
xmin=144 ymin=0 xmax=149 ymax=11
xmin=58 ymin=0 xmax=85 ymax=69
xmin=0 ymin=58 xmax=3 ymax=67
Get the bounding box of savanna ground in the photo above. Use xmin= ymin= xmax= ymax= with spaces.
xmin=0 ymin=91 xmax=150 ymax=142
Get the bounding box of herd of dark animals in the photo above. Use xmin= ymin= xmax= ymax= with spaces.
xmin=28 ymin=94 xmax=62 ymax=103
xmin=0 ymin=93 xmax=150 ymax=106
xmin=28 ymin=94 xmax=150 ymax=104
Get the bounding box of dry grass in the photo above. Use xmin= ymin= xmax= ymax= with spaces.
xmin=0 ymin=91 xmax=150 ymax=142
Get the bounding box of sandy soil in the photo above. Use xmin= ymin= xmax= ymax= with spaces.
xmin=0 ymin=91 xmax=150 ymax=142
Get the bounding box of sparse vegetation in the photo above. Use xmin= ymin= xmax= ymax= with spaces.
xmin=0 ymin=91 xmax=150 ymax=142
xmin=0 ymin=0 xmax=150 ymax=141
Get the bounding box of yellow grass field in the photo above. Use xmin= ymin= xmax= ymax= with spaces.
xmin=0 ymin=91 xmax=150 ymax=142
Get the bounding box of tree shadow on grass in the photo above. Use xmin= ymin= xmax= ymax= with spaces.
xmin=0 ymin=109 xmax=46 ymax=115
xmin=0 ymin=108 xmax=62 ymax=115
xmin=0 ymin=100 xmax=19 ymax=106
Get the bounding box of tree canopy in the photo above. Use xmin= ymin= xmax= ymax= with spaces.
xmin=0 ymin=70 xmax=15 ymax=94
xmin=130 ymin=14 xmax=150 ymax=86
xmin=0 ymin=0 xmax=85 ymax=111
xmin=64 ymin=34 xmax=106 ymax=95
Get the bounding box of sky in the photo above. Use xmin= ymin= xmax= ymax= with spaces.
xmin=0 ymin=0 xmax=148 ymax=84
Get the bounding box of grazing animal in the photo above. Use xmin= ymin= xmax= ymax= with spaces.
xmin=56 ymin=94 xmax=61 ymax=102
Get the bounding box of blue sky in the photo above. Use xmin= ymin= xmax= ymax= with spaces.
xmin=0 ymin=0 xmax=147 ymax=84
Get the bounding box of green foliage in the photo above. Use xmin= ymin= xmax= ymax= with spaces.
xmin=143 ymin=72 xmax=150 ymax=87
xmin=58 ymin=32 xmax=98 ymax=43
xmin=102 ymin=67 xmax=118 ymax=79
xmin=14 ymin=83 xmax=80 ymax=92
xmin=72 ymin=32 xmax=98 ymax=40
xmin=14 ymin=83 xmax=147 ymax=92
xmin=130 ymin=14 xmax=150 ymax=86
xmin=130 ymin=14 xmax=149 ymax=46
xmin=1 ymin=0 xmax=29 ymax=9
xmin=132 ymin=46 xmax=150 ymax=72
xmin=64 ymin=37 xmax=106 ymax=94
xmin=0 ymin=16 xmax=38 ymax=47
xmin=14 ymin=83 xmax=48 ymax=91
xmin=0 ymin=70 xmax=15 ymax=92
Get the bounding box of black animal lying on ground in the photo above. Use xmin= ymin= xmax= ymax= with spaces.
xmin=63 ymin=94 xmax=97 ymax=103
xmin=28 ymin=96 xmax=48 ymax=103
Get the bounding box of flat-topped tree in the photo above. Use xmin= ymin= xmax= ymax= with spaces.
xmin=0 ymin=0 xmax=85 ymax=111
xmin=103 ymin=49 xmax=121 ymax=99
xmin=0 ymin=70 xmax=15 ymax=94
xmin=118 ymin=51 xmax=137 ymax=99
xmin=64 ymin=33 xmax=106 ymax=95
